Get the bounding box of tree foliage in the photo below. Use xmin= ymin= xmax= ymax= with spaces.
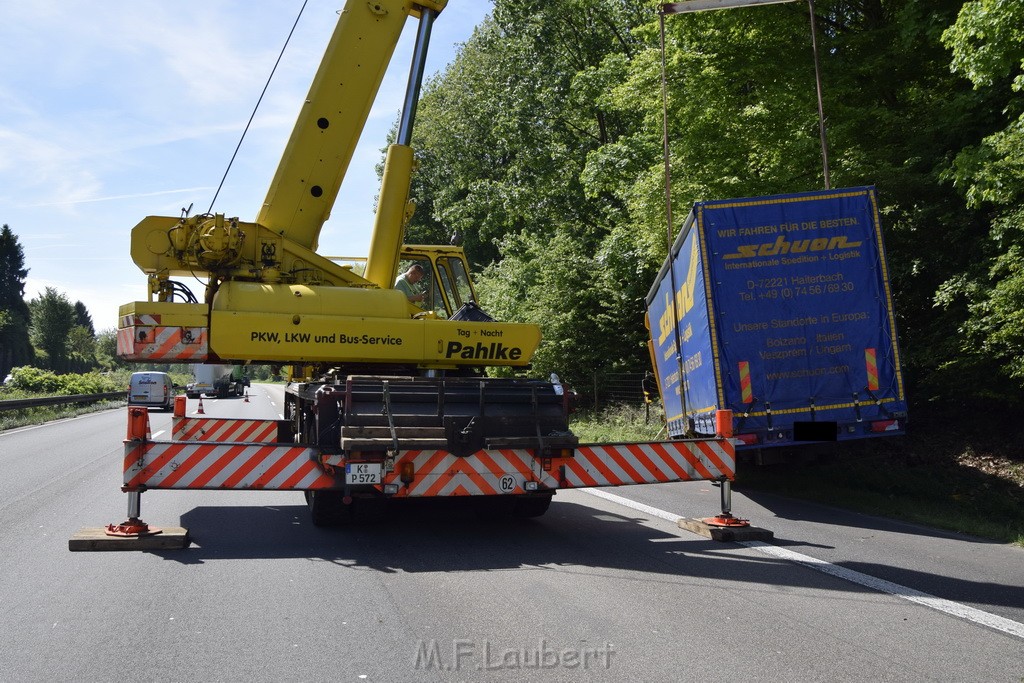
xmin=1 ymin=225 xmax=100 ymax=377
xmin=936 ymin=0 xmax=1024 ymax=384
xmin=0 ymin=224 xmax=33 ymax=377
xmin=73 ymin=301 xmax=95 ymax=337
xmin=95 ymin=328 xmax=126 ymax=371
xmin=409 ymin=0 xmax=653 ymax=389
xmin=29 ymin=287 xmax=77 ymax=373
xmin=406 ymin=0 xmax=1020 ymax=403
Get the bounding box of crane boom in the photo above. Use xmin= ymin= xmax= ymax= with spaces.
xmin=257 ymin=1 xmax=444 ymax=252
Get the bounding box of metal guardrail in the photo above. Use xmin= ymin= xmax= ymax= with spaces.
xmin=0 ymin=391 xmax=125 ymax=412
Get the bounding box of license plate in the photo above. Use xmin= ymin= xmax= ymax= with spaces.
xmin=345 ymin=462 xmax=381 ymax=485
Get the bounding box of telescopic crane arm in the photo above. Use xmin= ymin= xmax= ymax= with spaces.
xmin=257 ymin=1 xmax=444 ymax=255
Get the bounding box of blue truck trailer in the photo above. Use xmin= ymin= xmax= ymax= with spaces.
xmin=645 ymin=186 xmax=907 ymax=450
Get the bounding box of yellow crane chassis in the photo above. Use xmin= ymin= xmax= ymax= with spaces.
xmin=118 ymin=283 xmax=540 ymax=367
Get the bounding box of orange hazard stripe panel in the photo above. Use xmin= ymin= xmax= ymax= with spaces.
xmin=124 ymin=442 xmax=332 ymax=490
xmin=172 ymin=417 xmax=278 ymax=443
xmin=122 ymin=439 xmax=734 ymax=494
xmin=738 ymin=361 xmax=753 ymax=403
xmin=118 ymin=326 xmax=208 ymax=362
xmin=562 ymin=440 xmax=735 ymax=488
xmin=865 ymin=348 xmax=879 ymax=391
xmin=121 ymin=314 xmax=161 ymax=327
xmin=381 ymin=441 xmax=735 ymax=496
xmin=116 ymin=328 xmax=133 ymax=356
xmin=383 ymin=449 xmax=560 ymax=497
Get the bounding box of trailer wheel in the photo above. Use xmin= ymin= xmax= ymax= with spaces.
xmin=349 ymin=496 xmax=388 ymax=522
xmin=512 ymin=492 xmax=553 ymax=518
xmin=306 ymin=490 xmax=348 ymax=526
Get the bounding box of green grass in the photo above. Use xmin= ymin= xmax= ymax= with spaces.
xmin=571 ymin=403 xmax=667 ymax=443
xmin=571 ymin=402 xmax=1024 ymax=547
xmin=0 ymin=399 xmax=126 ymax=432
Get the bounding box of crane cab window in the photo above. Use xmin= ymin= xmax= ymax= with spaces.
xmin=439 ymin=257 xmax=475 ymax=307
xmin=396 ymin=252 xmax=478 ymax=319
xmin=396 ymin=257 xmax=446 ymax=318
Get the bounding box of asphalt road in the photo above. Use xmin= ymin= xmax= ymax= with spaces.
xmin=0 ymin=384 xmax=1020 ymax=682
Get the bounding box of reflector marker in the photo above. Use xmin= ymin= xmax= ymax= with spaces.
xmin=865 ymin=348 xmax=879 ymax=391
xmin=124 ymin=438 xmax=734 ymax=494
xmin=738 ymin=361 xmax=753 ymax=403
xmin=626 ymin=443 xmax=677 ymax=481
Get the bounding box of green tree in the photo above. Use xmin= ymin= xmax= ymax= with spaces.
xmin=66 ymin=301 xmax=98 ymax=372
xmin=29 ymin=287 xmax=76 ymax=373
xmin=410 ymin=0 xmax=649 ymax=255
xmin=0 ymin=224 xmax=33 ymax=377
xmin=409 ymin=0 xmax=653 ymax=389
xmin=936 ymin=0 xmax=1024 ymax=388
xmin=67 ymin=325 xmax=97 ymax=373
xmin=95 ymin=328 xmax=126 ymax=370
xmin=597 ymin=1 xmax=997 ymax=401
xmin=405 ymin=0 xmax=1024 ymax=406
xmin=73 ymin=301 xmax=95 ymax=336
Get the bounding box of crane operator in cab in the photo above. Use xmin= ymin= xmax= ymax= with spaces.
xmin=394 ymin=264 xmax=425 ymax=303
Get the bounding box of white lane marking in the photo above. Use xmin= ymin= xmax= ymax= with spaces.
xmin=743 ymin=540 xmax=1024 ymax=640
xmin=580 ymin=488 xmax=1024 ymax=641
xmin=0 ymin=423 xmax=48 ymax=437
xmin=582 ymin=487 xmax=682 ymax=523
xmin=0 ymin=407 xmax=122 ymax=437
xmin=151 ymin=430 xmax=166 ymax=439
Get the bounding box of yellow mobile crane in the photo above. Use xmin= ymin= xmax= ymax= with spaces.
xmin=119 ymin=0 xmax=536 ymax=370
xmin=112 ymin=0 xmax=738 ymax=529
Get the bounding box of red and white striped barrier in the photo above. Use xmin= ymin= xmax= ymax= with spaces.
xmin=172 ymin=416 xmax=279 ymax=443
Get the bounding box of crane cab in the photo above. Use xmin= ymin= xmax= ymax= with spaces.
xmin=395 ymin=246 xmax=480 ymax=320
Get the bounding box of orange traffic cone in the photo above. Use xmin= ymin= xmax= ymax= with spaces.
xmin=244 ymin=391 xmax=250 ymax=403
xmin=197 ymin=396 xmax=205 ymax=415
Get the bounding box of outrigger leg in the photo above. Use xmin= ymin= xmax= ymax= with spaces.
xmin=106 ymin=488 xmax=162 ymax=538
xmin=702 ymin=478 xmax=750 ymax=528
xmin=677 ymin=475 xmax=774 ymax=542
xmin=68 ymin=406 xmax=189 ymax=551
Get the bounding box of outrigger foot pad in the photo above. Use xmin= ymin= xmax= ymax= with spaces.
xmin=105 ymin=518 xmax=163 ymax=538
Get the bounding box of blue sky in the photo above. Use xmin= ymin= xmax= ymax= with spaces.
xmin=0 ymin=1 xmax=492 ymax=331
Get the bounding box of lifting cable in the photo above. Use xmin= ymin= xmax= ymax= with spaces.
xmin=207 ymin=0 xmax=311 ymax=215
xmin=657 ymin=10 xmax=689 ymax=426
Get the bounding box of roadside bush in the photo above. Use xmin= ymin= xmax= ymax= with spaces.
xmin=6 ymin=367 xmax=121 ymax=395
xmin=7 ymin=367 xmax=62 ymax=393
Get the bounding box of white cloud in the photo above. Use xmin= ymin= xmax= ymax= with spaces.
xmin=0 ymin=128 xmax=103 ymax=213
xmin=26 ymin=187 xmax=216 ymax=208
xmin=2 ymin=0 xmax=494 ymax=332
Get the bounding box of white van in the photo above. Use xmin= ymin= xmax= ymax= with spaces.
xmin=128 ymin=371 xmax=176 ymax=411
